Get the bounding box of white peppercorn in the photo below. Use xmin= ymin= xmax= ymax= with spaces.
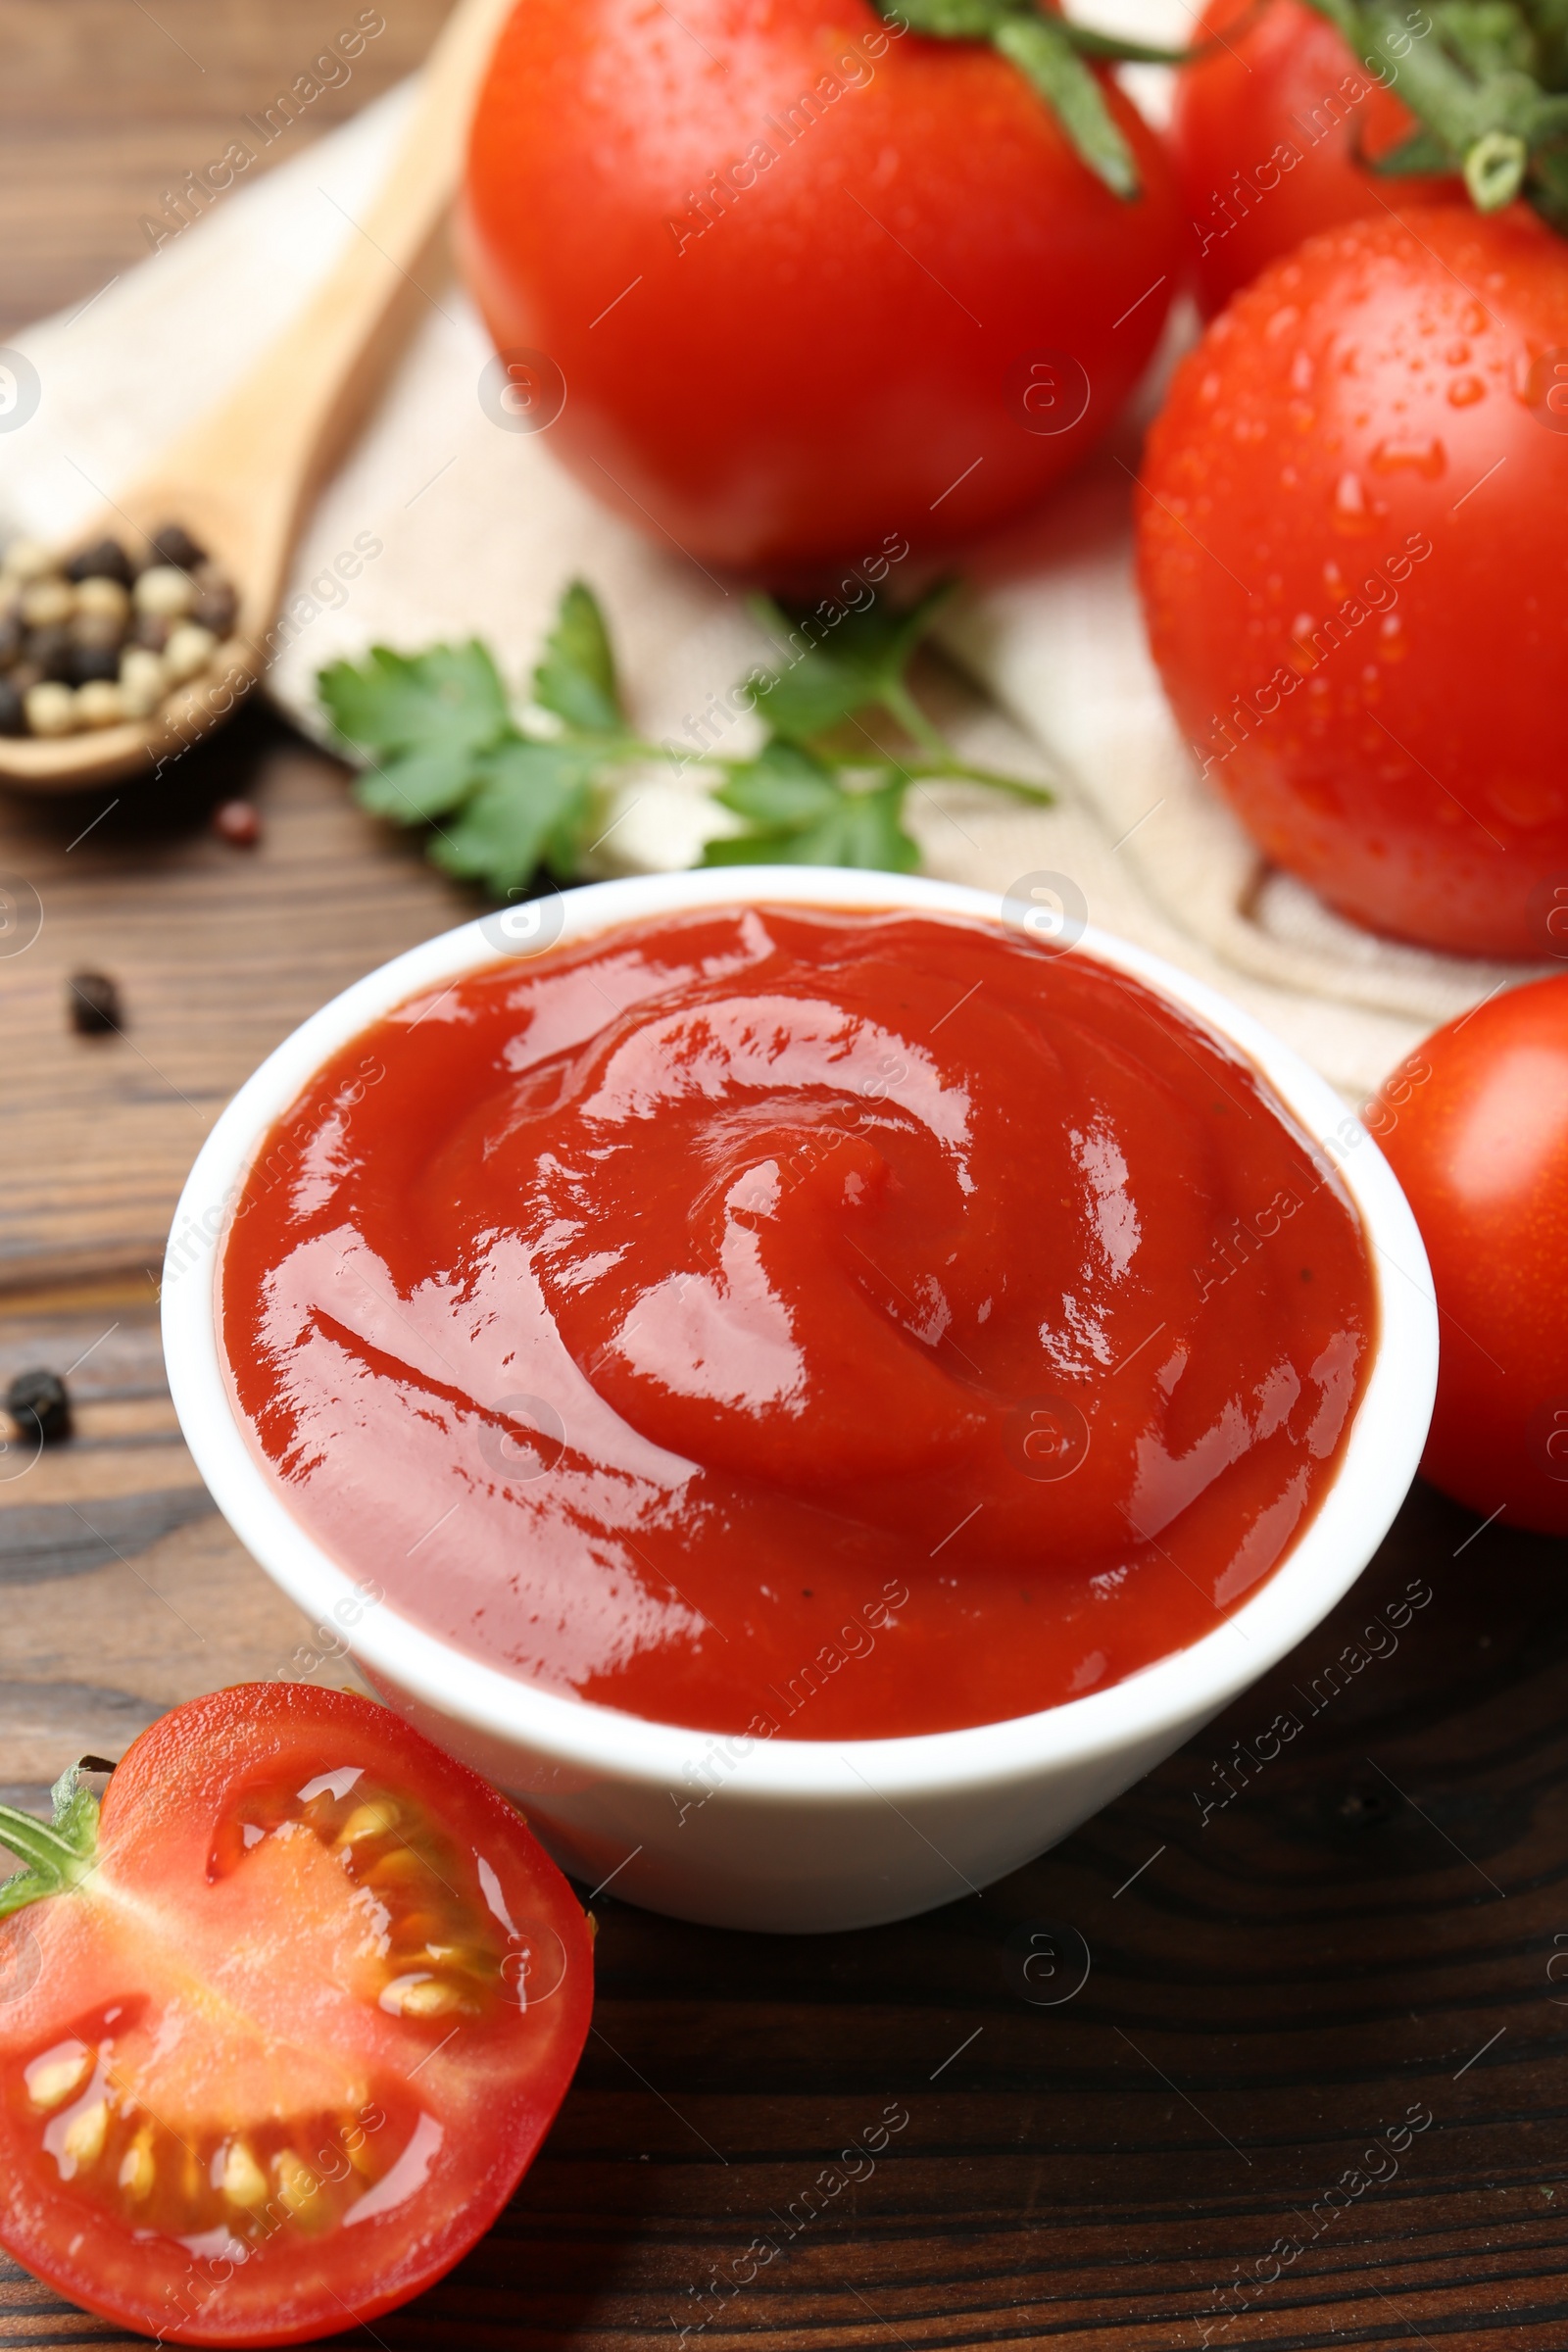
xmin=118 ymin=648 xmax=167 ymax=717
xmin=74 ymin=680 xmax=126 ymax=729
xmin=74 ymin=575 xmax=130 ymax=625
xmin=20 ymin=578 xmax=74 ymax=629
xmin=24 ymin=680 xmax=75 ymax=735
xmin=3 ymin=540 xmax=54 ymax=584
xmin=133 ymin=565 xmax=198 ymax=620
xmin=162 ymin=622 xmax=219 ymax=683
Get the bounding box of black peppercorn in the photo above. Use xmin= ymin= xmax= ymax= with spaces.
xmin=65 ymin=536 xmax=133 ymax=586
xmin=149 ymin=522 xmax=207 ymax=571
xmin=6 ymin=1367 xmax=72 ymax=1446
xmin=69 ymin=970 xmax=122 ymax=1033
xmin=24 ymin=624 xmax=74 ymax=681
xmin=71 ymin=611 xmax=123 ymax=652
xmin=133 ymin=612 xmax=171 ymax=654
xmin=69 ymin=643 xmax=122 ymax=686
xmin=193 ymin=581 xmax=238 ymax=636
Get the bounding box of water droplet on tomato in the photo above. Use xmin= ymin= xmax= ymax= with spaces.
xmin=1330 ymin=471 xmax=1381 ymax=533
xmin=1368 ymin=435 xmax=1446 ymax=477
xmin=1290 ymin=350 xmax=1313 ymax=393
xmin=1447 ymin=375 xmax=1486 ymax=407
xmin=1288 ymin=615 xmax=1318 ymax=672
xmin=1491 ymin=777 xmax=1566 ymax=828
xmin=1446 ymin=340 xmax=1471 ymax=366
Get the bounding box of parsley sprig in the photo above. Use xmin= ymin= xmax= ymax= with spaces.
xmin=318 ymin=579 xmax=1051 ymax=895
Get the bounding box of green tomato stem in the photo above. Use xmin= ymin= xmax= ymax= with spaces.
xmin=0 ymin=1794 xmax=97 ymax=1916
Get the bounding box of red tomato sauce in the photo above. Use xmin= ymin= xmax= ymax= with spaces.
xmin=220 ymin=906 xmax=1376 ymax=1740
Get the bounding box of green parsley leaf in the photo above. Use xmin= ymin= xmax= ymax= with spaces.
xmin=531 ymin=579 xmax=624 ymax=733
xmin=704 ymin=786 xmax=919 ymax=872
xmin=354 ymin=744 xmax=487 ymax=823
xmin=318 ymin=575 xmax=1048 ymax=903
xmin=749 ymin=580 xmax=956 ymax=747
xmin=428 ymin=739 xmax=599 ymax=893
xmin=319 ymin=640 xmax=511 ymax=759
xmin=704 ymin=762 xmax=919 ymax=872
xmin=711 ymin=740 xmax=846 ymax=828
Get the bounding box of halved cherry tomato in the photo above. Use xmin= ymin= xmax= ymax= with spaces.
xmin=1373 ymin=975 xmax=1568 ymax=1537
xmin=0 ymin=1685 xmax=592 ymax=2346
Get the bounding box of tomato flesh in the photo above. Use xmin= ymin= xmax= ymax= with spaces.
xmin=0 ymin=1685 xmax=592 ymax=2346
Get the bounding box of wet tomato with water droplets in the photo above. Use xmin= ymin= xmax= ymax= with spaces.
xmin=1375 ymin=975 xmax=1568 ymax=1536
xmin=460 ymin=0 xmax=1181 ymax=577
xmin=0 ymin=1685 xmax=592 ymax=2345
xmin=1137 ymin=208 xmax=1568 ymax=959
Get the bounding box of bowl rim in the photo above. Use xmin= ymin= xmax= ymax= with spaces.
xmin=163 ymin=865 xmax=1439 ymax=1804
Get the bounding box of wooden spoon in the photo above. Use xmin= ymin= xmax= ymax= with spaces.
xmin=0 ymin=0 xmax=516 ymax=795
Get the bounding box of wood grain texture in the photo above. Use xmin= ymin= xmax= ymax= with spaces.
xmin=3 ymin=1458 xmax=1567 ymax=2348
xmin=0 ymin=0 xmax=457 ymax=339
xmin=0 ymin=1297 xmax=348 ymax=1788
xmin=0 ymin=709 xmax=475 ymax=1291
xmin=4 ymin=9 xmax=1568 ymax=2348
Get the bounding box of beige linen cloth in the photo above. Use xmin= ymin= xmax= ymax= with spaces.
xmin=0 ymin=60 xmax=1536 ymax=1100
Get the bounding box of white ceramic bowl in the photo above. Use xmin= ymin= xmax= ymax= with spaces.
xmin=164 ymin=868 xmax=1438 ymax=1934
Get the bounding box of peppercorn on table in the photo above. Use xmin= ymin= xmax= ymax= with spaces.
xmin=3 ymin=8 xmax=1567 ymax=2347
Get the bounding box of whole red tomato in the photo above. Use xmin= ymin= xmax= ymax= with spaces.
xmin=1172 ymin=0 xmax=1460 ymax=317
xmin=1373 ymin=977 xmax=1568 ymax=1536
xmin=0 ymin=1685 xmax=592 ymax=2345
xmin=1137 ymin=206 xmax=1568 ymax=960
xmin=461 ymin=0 xmax=1181 ymax=577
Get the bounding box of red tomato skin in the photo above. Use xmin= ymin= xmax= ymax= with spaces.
xmin=0 ymin=1685 xmax=593 ymax=2348
xmin=1172 ymin=0 xmax=1459 ymax=318
xmin=460 ymin=0 xmax=1182 ymax=577
xmin=1136 ymin=207 xmax=1568 ymax=960
xmin=1376 ymin=978 xmax=1568 ymax=1536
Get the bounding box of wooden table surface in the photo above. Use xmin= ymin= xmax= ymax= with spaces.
xmin=3 ymin=9 xmax=1568 ymax=2345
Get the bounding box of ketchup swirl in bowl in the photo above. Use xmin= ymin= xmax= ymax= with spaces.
xmin=220 ymin=906 xmax=1376 ymax=1740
